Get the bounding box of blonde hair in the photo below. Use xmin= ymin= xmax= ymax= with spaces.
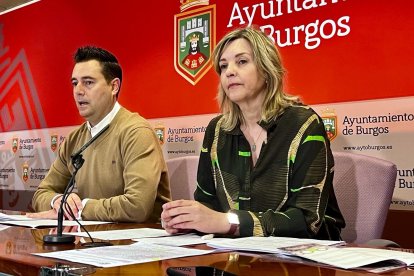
xmin=212 ymin=27 xmax=300 ymax=131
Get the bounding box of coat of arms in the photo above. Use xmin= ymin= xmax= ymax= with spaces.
xmin=174 ymin=0 xmax=216 ymax=85
xmin=51 ymin=134 xmax=58 ymax=152
xmin=321 ymin=108 xmax=338 ymax=141
xmin=22 ymin=163 xmax=29 ymax=182
xmin=12 ymin=137 xmax=18 ymax=153
xmin=154 ymin=123 xmax=165 ymax=146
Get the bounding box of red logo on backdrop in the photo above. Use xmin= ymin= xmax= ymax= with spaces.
xmin=174 ymin=0 xmax=216 ymax=85
xmin=321 ymin=108 xmax=338 ymax=141
xmin=51 ymin=134 xmax=58 ymax=152
xmin=22 ymin=163 xmax=29 ymax=182
xmin=12 ymin=137 xmax=18 ymax=153
xmin=154 ymin=123 xmax=165 ymax=146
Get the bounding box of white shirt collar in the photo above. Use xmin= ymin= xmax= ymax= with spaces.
xmin=87 ymin=102 xmax=121 ymax=137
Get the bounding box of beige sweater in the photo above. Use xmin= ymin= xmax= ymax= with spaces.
xmin=32 ymin=107 xmax=171 ymax=222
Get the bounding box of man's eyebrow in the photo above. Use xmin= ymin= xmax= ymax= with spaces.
xmin=71 ymin=76 xmax=95 ymax=81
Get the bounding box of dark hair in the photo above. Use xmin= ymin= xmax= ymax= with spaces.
xmin=74 ymin=46 xmax=122 ymax=96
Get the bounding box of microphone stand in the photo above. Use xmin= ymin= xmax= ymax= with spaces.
xmin=43 ymin=154 xmax=84 ymax=243
xmin=43 ymin=125 xmax=110 ymax=244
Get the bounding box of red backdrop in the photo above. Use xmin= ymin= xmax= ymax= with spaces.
xmin=1 ymin=0 xmax=413 ymax=130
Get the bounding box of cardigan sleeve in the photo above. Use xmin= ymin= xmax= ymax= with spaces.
xmin=194 ymin=117 xmax=222 ymax=211
xmin=252 ymin=115 xmax=335 ymax=238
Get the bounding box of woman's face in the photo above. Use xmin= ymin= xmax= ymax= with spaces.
xmin=219 ymin=38 xmax=266 ymax=107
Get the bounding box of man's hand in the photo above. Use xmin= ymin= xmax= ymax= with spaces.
xmin=53 ymin=193 xmax=83 ymax=220
xmin=52 ymin=193 xmax=83 ymax=220
xmin=27 ymin=193 xmax=83 ymax=220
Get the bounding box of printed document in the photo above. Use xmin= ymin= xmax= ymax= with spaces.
xmin=208 ymin=237 xmax=414 ymax=271
xmin=0 ymin=213 xmax=32 ymax=221
xmin=207 ymin=236 xmax=344 ymax=254
xmin=0 ymin=219 xmax=111 ymax=228
xmin=133 ymin=233 xmax=228 ymax=246
xmin=0 ymin=213 xmax=111 ymax=228
xmin=279 ymin=244 xmax=414 ymax=270
xmin=66 ymin=228 xmax=170 ymax=240
xmin=34 ymin=242 xmax=215 ymax=268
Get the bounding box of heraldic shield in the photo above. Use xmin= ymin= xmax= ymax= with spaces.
xmin=174 ymin=4 xmax=216 ymax=85
xmin=322 ymin=116 xmax=338 ymax=141
xmin=321 ymin=108 xmax=338 ymax=141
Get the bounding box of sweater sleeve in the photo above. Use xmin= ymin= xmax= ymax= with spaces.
xmin=32 ymin=137 xmax=72 ymax=211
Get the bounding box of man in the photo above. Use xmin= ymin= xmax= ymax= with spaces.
xmin=28 ymin=46 xmax=171 ymax=222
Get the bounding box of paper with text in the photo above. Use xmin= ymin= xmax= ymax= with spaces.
xmin=0 ymin=212 xmax=112 ymax=228
xmin=133 ymin=233 xmax=228 ymax=246
xmin=207 ymin=236 xmax=344 ymax=254
xmin=34 ymin=242 xmax=215 ymax=268
xmin=281 ymin=245 xmax=414 ymax=270
xmin=66 ymin=228 xmax=170 ymax=240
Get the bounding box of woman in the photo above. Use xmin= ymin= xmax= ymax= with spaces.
xmin=161 ymin=27 xmax=345 ymax=240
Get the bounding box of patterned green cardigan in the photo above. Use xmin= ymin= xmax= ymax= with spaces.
xmin=195 ymin=105 xmax=345 ymax=240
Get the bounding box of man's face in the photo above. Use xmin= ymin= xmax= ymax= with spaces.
xmin=71 ymin=60 xmax=118 ymax=126
xmin=190 ymin=41 xmax=198 ymax=52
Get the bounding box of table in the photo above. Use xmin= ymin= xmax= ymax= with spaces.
xmin=0 ymin=222 xmax=413 ymax=276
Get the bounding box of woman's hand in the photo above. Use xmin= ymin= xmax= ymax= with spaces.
xmin=161 ymin=200 xmax=230 ymax=234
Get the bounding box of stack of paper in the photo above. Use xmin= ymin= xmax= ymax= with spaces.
xmin=0 ymin=213 xmax=32 ymax=221
xmin=207 ymin=237 xmax=414 ymax=272
xmin=0 ymin=212 xmax=111 ymax=228
xmin=65 ymin=228 xmax=170 ymax=240
xmin=34 ymin=242 xmax=215 ymax=268
xmin=206 ymin=236 xmax=344 ymax=254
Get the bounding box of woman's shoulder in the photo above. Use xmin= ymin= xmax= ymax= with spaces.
xmin=282 ymin=105 xmax=319 ymax=121
xmin=206 ymin=114 xmax=223 ymax=129
xmin=202 ymin=115 xmax=224 ymax=145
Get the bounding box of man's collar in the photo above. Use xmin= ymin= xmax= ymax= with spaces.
xmin=87 ymin=102 xmax=121 ymax=137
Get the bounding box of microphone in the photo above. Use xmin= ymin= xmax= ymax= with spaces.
xmin=70 ymin=124 xmax=110 ymax=167
xmin=43 ymin=124 xmax=110 ymax=244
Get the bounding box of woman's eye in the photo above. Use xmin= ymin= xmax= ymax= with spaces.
xmin=238 ymin=59 xmax=247 ymax=65
xmin=219 ymin=64 xmax=227 ymax=70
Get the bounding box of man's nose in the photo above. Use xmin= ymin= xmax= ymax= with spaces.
xmin=73 ymin=83 xmax=85 ymax=95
